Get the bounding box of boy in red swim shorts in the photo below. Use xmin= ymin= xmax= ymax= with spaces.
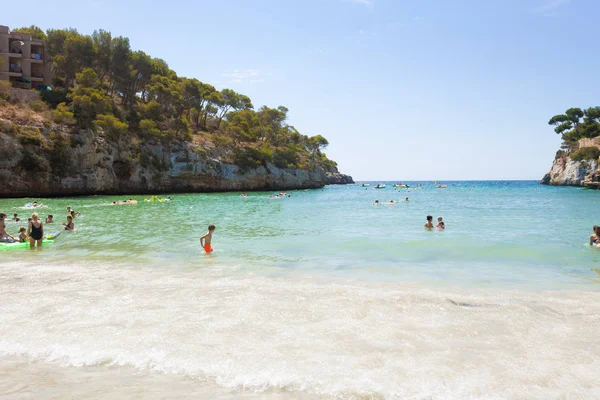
xmin=200 ymin=224 xmax=216 ymax=253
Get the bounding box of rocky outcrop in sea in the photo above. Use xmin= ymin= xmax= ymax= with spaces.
xmin=540 ymin=154 xmax=597 ymax=187
xmin=0 ymin=128 xmax=353 ymax=198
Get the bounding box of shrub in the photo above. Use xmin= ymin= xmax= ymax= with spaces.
xmin=40 ymin=88 xmax=68 ymax=109
xmin=28 ymin=100 xmax=48 ymax=113
xmin=234 ymin=149 xmax=262 ymax=170
xmin=212 ymin=133 xmax=233 ymax=148
xmin=16 ymin=127 xmax=43 ymax=146
xmin=20 ymin=149 xmax=50 ymax=172
xmin=272 ymin=148 xmax=299 ymax=169
xmin=48 ymin=130 xmax=72 ymax=149
xmin=94 ymin=114 xmax=128 ymax=141
xmin=0 ymin=81 xmax=10 ymax=101
xmin=571 ymin=146 xmax=600 ymax=162
xmin=233 ymin=146 xmax=272 ymax=171
xmin=53 ymin=102 xmax=75 ymax=125
xmin=0 ymin=120 xmax=17 ymax=135
xmin=139 ymin=119 xmax=165 ymax=140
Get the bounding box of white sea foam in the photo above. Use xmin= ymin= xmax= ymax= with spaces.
xmin=1 ymin=260 xmax=599 ymax=399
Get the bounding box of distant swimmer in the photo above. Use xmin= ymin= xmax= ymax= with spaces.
xmin=424 ymin=215 xmax=434 ymax=230
xmin=437 ymin=217 xmax=445 ymax=230
xmin=45 ymin=214 xmax=54 ymax=224
xmin=374 ymin=200 xmax=380 ymax=206
xmin=405 ymin=197 xmax=409 ymax=202
xmin=200 ymin=224 xmax=216 ymax=254
xmin=591 ymin=225 xmax=599 ymax=246
xmin=12 ymin=213 xmax=20 ymax=222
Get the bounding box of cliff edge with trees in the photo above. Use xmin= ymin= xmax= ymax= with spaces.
xmin=541 ymin=106 xmax=600 ymax=188
xmin=0 ymin=25 xmax=352 ymax=197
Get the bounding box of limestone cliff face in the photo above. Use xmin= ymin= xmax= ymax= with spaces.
xmin=540 ymin=154 xmax=597 ymax=186
xmin=0 ymin=129 xmax=353 ymax=198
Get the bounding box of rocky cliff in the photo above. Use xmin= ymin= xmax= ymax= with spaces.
xmin=0 ymin=127 xmax=353 ymax=198
xmin=540 ymin=154 xmax=597 ymax=186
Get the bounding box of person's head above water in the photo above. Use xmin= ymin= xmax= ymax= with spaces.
xmin=438 ymin=217 xmax=443 ymax=222
xmin=13 ymin=213 xmax=18 ymax=217
xmin=208 ymin=224 xmax=216 ymax=232
xmin=427 ymin=215 xmax=433 ymax=222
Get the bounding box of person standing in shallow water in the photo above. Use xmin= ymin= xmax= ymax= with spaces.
xmin=424 ymin=215 xmax=434 ymax=230
xmin=27 ymin=213 xmax=44 ymax=249
xmin=200 ymin=224 xmax=216 ymax=254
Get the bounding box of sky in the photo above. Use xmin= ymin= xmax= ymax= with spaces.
xmin=6 ymin=0 xmax=600 ymax=180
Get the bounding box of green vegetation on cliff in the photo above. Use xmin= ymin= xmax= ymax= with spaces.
xmin=549 ymin=107 xmax=600 ymax=151
xmin=2 ymin=25 xmax=339 ymax=173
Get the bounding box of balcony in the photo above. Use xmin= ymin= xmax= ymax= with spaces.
xmin=31 ymin=71 xmax=44 ymax=81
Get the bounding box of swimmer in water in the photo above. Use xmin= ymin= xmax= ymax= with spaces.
xmin=591 ymin=225 xmax=599 ymax=246
xmin=18 ymin=227 xmax=27 ymax=242
xmin=374 ymin=200 xmax=380 ymax=206
xmin=425 ymin=215 xmax=434 ymax=230
xmin=0 ymin=213 xmax=16 ymax=242
xmin=437 ymin=217 xmax=445 ymax=230
xmin=63 ymin=215 xmax=75 ymax=231
xmin=12 ymin=213 xmax=20 ymax=222
xmin=45 ymin=215 xmax=54 ymax=224
xmin=405 ymin=197 xmax=409 ymax=202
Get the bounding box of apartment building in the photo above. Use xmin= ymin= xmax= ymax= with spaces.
xmin=0 ymin=25 xmax=52 ymax=89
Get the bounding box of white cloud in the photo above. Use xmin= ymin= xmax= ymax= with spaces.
xmin=222 ymin=69 xmax=261 ymax=84
xmin=532 ymin=0 xmax=570 ymax=16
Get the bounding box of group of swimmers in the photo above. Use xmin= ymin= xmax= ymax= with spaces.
xmin=374 ymin=197 xmax=409 ymax=205
xmin=0 ymin=206 xmax=79 ymax=248
xmin=112 ymin=199 xmax=138 ymax=205
xmin=269 ymin=192 xmax=291 ymax=199
xmin=425 ymin=215 xmax=445 ymax=230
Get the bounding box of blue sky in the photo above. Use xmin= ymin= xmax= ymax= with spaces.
xmin=7 ymin=0 xmax=600 ymax=180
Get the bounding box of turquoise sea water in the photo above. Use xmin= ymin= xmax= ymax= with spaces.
xmin=2 ymin=181 xmax=600 ymax=289
xmin=1 ymin=181 xmax=600 ymax=399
